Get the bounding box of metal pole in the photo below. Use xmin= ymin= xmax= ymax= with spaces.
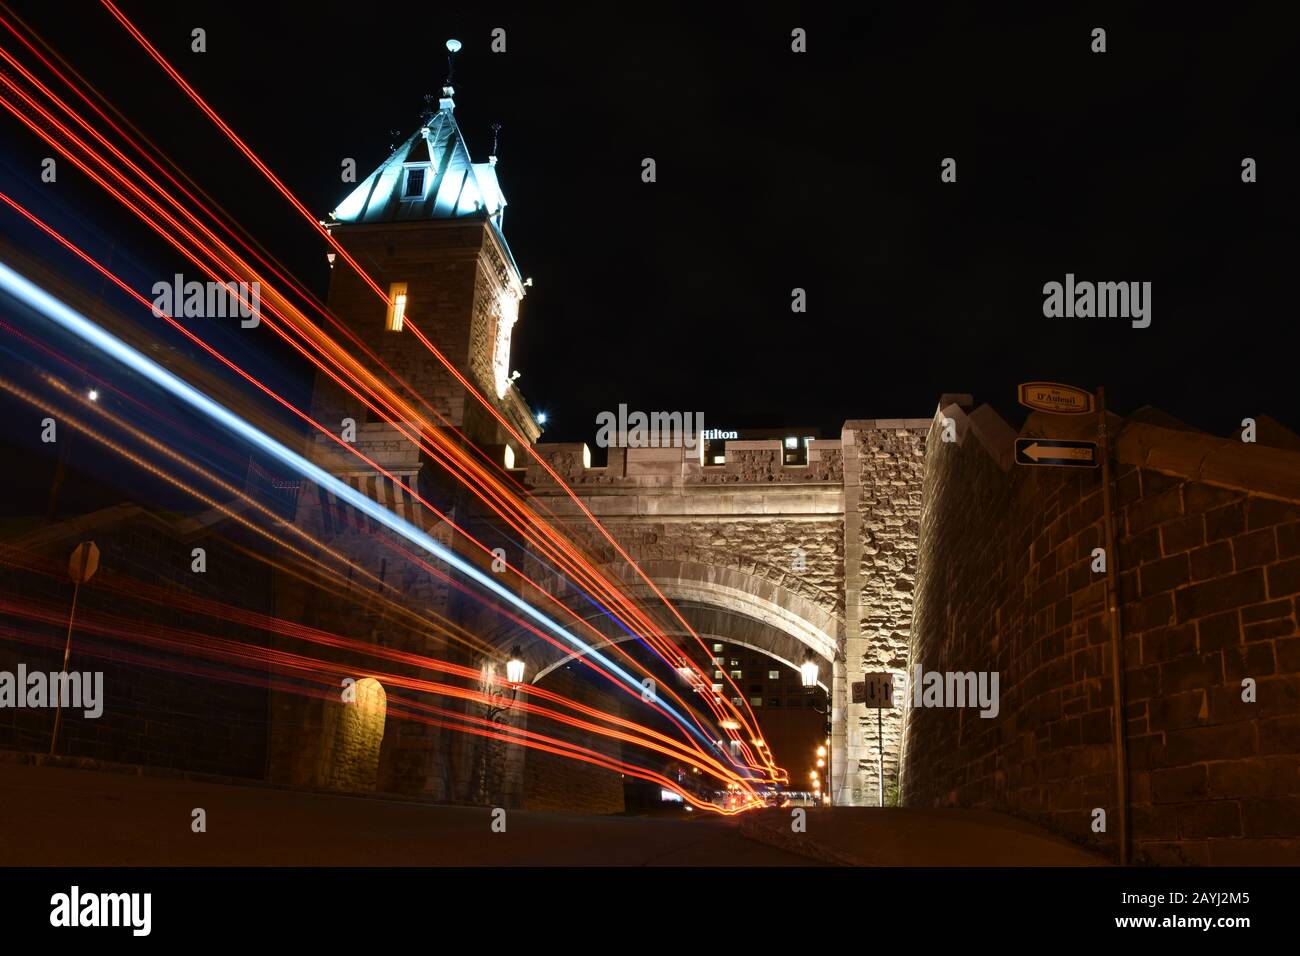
xmin=1098 ymin=386 xmax=1129 ymax=865
xmin=878 ymin=707 xmax=884 ymax=807
xmin=48 ymin=579 xmax=81 ymax=756
xmin=825 ymin=715 xmax=832 ymax=808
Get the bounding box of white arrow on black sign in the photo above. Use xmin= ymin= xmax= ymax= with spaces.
xmin=1015 ymin=438 xmax=1099 ymax=468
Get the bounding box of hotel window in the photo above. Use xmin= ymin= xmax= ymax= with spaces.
xmin=768 ymin=669 xmax=781 ymax=681
xmin=403 ymin=167 xmax=426 ymax=199
xmin=729 ymin=669 xmax=742 ymax=680
xmin=712 ymin=643 xmax=723 ymax=653
xmin=713 ymin=669 xmax=723 ymax=680
xmin=749 ymin=697 xmax=763 ymax=707
xmin=711 ymin=683 xmax=723 ymax=694
xmin=730 ymin=659 xmax=740 ymax=667
xmin=385 ymin=282 xmax=408 ymax=332
xmin=713 ymin=655 xmax=725 ymax=665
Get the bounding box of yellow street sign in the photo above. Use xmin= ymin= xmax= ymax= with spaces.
xmin=1018 ymin=381 xmax=1095 ymax=415
xmin=68 ymin=541 xmax=100 ymax=584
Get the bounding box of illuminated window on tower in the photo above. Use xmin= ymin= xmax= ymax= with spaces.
xmin=385 ymin=282 xmax=408 ymax=332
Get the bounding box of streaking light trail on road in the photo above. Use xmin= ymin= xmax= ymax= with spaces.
xmin=0 ymin=258 xmax=734 ymax=766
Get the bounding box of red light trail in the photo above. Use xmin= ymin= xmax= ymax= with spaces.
xmin=0 ymin=7 xmax=792 ymax=798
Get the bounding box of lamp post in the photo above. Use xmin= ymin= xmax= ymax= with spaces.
xmin=475 ymin=648 xmax=526 ymax=804
xmin=801 ymin=653 xmax=832 ymax=806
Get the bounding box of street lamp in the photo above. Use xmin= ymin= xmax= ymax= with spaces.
xmin=799 ymin=653 xmax=819 ymax=688
xmin=506 ymin=645 xmax=525 ymax=684
xmin=476 ymin=650 xmax=524 ymax=805
xmin=801 ymin=655 xmax=833 ymax=807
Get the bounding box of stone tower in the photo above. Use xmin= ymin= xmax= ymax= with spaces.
xmin=317 ymin=81 xmax=538 ymax=450
xmin=267 ymin=81 xmax=542 ymax=800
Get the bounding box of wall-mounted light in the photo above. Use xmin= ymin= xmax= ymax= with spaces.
xmin=506 ymin=645 xmax=525 ymax=684
xmin=800 ymin=653 xmax=819 ymax=688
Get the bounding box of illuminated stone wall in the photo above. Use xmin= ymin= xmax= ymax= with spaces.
xmin=523 ymin=421 xmax=931 ymax=807
xmin=905 ymin=400 xmax=1300 ymax=864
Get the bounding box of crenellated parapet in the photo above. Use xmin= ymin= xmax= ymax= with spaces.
xmin=522 ymin=439 xmax=847 ymax=486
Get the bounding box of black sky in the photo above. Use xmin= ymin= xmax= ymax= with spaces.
xmin=3 ymin=2 xmax=1298 ymax=446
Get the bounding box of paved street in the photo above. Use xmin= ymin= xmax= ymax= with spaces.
xmin=1 ymin=763 xmax=1103 ymax=866
xmin=739 ymin=806 xmax=1108 ymax=866
xmin=0 ymin=763 xmax=815 ymax=866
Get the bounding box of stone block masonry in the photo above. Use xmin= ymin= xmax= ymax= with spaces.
xmin=904 ymin=400 xmax=1300 ymax=864
xmin=525 ymin=419 xmax=931 ymax=806
xmin=840 ymin=421 xmax=929 ymax=806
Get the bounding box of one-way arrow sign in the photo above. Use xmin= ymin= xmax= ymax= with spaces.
xmin=1015 ymin=438 xmax=1099 ymax=468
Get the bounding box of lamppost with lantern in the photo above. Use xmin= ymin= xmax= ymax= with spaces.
xmin=801 ymin=652 xmax=831 ymax=806
xmin=473 ymin=645 xmax=526 ymax=803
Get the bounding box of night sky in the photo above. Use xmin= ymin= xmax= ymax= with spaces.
xmin=2 ymin=1 xmax=1297 ymax=461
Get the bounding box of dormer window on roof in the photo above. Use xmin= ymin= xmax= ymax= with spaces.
xmin=329 ymin=111 xmax=512 ymax=247
xmin=402 ymin=167 xmax=426 ymax=199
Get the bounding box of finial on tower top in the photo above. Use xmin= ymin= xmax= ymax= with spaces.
xmin=444 ymin=37 xmax=462 ymax=82
xmin=438 ymin=38 xmax=461 ymax=111
xmin=489 ymin=122 xmax=502 ymax=165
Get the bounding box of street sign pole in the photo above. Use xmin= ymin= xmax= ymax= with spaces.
xmin=878 ymin=707 xmax=884 ymax=808
xmin=49 ymin=579 xmax=81 ymax=757
xmin=1018 ymin=381 xmax=1127 ymax=861
xmin=51 ymin=542 xmax=99 ymax=757
xmin=1097 ymin=387 xmax=1129 ymax=865
xmin=855 ymin=673 xmax=894 ymax=808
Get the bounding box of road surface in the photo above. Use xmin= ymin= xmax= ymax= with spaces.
xmin=0 ymin=762 xmax=1105 ymax=866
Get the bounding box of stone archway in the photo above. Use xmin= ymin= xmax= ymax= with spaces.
xmin=495 ymin=558 xmax=842 ymax=698
xmin=619 ymin=559 xmax=842 ymax=665
xmin=485 ymin=558 xmax=845 ymax=801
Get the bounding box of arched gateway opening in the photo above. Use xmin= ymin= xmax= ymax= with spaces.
xmin=493 ymin=419 xmax=928 ymax=809
xmin=493 ymin=560 xmax=842 ymax=808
